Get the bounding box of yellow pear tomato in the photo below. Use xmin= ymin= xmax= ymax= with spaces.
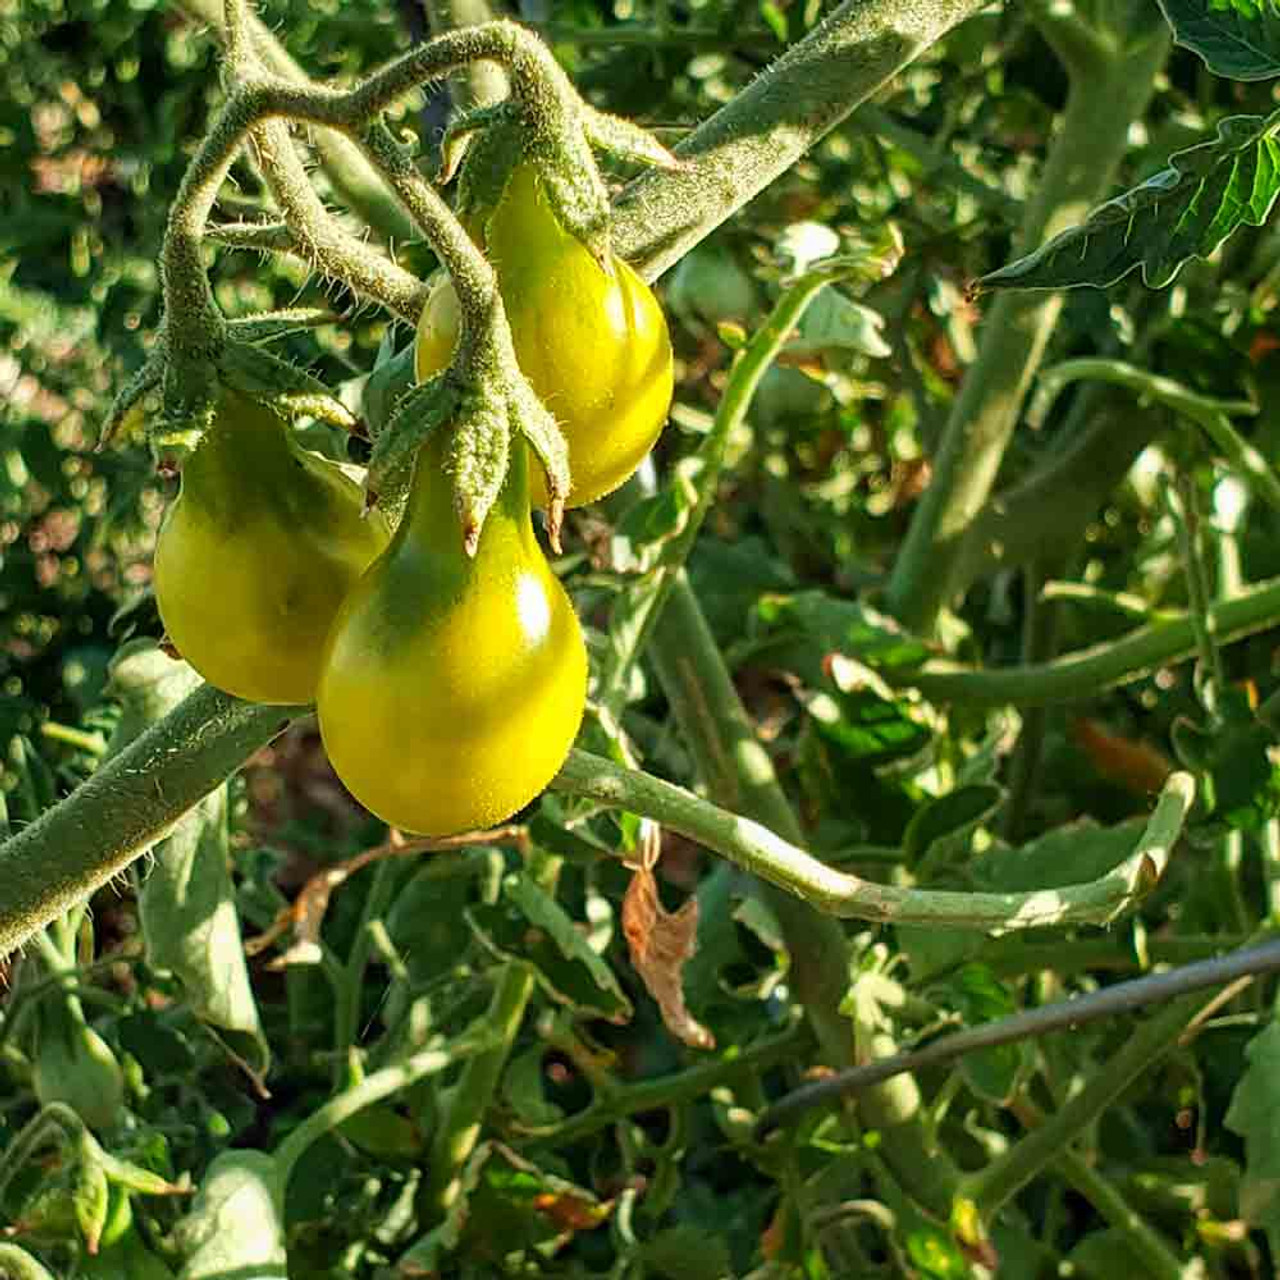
xmin=153 ymin=389 xmax=390 ymax=705
xmin=316 ymin=433 xmax=587 ymax=835
xmin=415 ymin=163 xmax=674 ymax=507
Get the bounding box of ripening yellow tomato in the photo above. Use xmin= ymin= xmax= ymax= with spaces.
xmin=415 ymin=163 xmax=673 ymax=507
xmin=153 ymin=389 xmax=390 ymax=705
xmin=316 ymin=433 xmax=587 ymax=835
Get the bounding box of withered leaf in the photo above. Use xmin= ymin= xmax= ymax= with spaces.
xmin=621 ymin=853 xmax=715 ymax=1051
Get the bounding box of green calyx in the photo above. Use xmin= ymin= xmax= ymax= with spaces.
xmin=445 ymin=75 xmax=676 ymax=267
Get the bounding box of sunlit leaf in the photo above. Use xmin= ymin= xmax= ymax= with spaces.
xmin=977 ymin=115 xmax=1280 ymax=293
xmin=1158 ymin=0 xmax=1280 ymax=80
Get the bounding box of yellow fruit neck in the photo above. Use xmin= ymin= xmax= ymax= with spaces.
xmin=401 ymin=429 xmax=537 ymax=565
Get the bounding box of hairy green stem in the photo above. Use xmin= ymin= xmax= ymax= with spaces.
xmin=885 ymin=24 xmax=1170 ymax=632
xmin=0 ymin=690 xmax=293 ymax=958
xmin=610 ymin=0 xmax=989 ymax=279
xmin=174 ymin=0 xmax=417 ymax=241
xmin=554 ymin=752 xmax=1194 ymax=928
xmin=246 ymin=119 xmax=427 ymax=321
xmin=424 ymin=0 xmax=509 ymax=110
xmin=159 ymin=19 xmax=585 ymax=390
xmin=899 ymin=574 xmax=1280 ymax=707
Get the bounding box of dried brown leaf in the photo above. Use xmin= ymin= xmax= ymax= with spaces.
xmin=621 ymin=836 xmax=715 ymax=1051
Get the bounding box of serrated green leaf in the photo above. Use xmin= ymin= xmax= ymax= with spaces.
xmin=1225 ymin=1020 xmax=1280 ymax=1233
xmin=468 ymin=874 xmax=633 ymax=1023
xmin=978 ymin=114 xmax=1280 ymax=293
xmin=641 ymin=1224 xmax=733 ymax=1279
xmin=1158 ymin=0 xmax=1280 ymax=80
xmin=903 ymin=784 xmax=1003 ymax=864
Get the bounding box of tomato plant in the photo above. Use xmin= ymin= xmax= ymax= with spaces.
xmin=152 ymin=389 xmax=390 ymax=706
xmin=316 ymin=432 xmax=587 ymax=835
xmin=15 ymin=1 xmax=1280 ymax=1278
xmin=415 ymin=163 xmax=674 ymax=507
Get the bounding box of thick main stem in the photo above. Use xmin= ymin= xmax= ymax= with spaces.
xmin=610 ymin=0 xmax=989 ymax=279
xmin=884 ymin=29 xmax=1170 ymax=633
xmin=0 ymin=690 xmax=293 ymax=957
xmin=646 ymin=574 xmax=962 ymax=1217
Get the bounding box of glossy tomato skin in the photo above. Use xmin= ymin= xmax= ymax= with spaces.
xmin=316 ymin=435 xmax=587 ymax=835
xmin=153 ymin=390 xmax=390 ymax=705
xmin=415 ymin=163 xmax=673 ymax=508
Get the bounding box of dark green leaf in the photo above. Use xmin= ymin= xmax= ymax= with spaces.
xmin=977 ymin=115 xmax=1280 ymax=292
xmin=753 ymin=590 xmax=931 ymax=673
xmin=971 ymin=818 xmax=1146 ymax=893
xmin=938 ymin=963 xmax=1030 ymax=1103
xmin=468 ymin=874 xmax=633 ymax=1023
xmin=903 ymin=784 xmax=1004 ymax=864
xmin=1225 ymin=1020 xmax=1280 ymax=1235
xmin=641 ymin=1224 xmax=733 ymax=1279
xmin=1157 ymin=0 xmax=1280 ymax=80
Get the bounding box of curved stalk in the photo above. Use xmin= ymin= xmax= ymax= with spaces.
xmin=553 ymin=752 xmax=1195 ymax=930
xmin=899 ymin=574 xmax=1280 ymax=707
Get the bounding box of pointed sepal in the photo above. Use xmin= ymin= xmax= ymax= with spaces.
xmin=439 ymin=103 xmax=515 ymax=188
xmin=448 ymin=394 xmax=512 ymax=557
xmin=227 ymin=307 xmax=339 ymax=345
xmin=532 ymin=132 xmax=613 ymax=267
xmin=510 ymin=376 xmax=569 ymax=552
xmin=98 ymin=351 xmax=163 ymax=451
xmin=217 ymin=340 xmax=357 ymax=432
xmin=583 ymin=107 xmax=682 ymax=172
xmin=367 ymin=374 xmax=460 ymax=517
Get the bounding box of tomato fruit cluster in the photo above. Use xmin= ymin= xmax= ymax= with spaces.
xmin=415 ymin=163 xmax=674 ymax=508
xmin=152 ymin=162 xmax=669 ymax=834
